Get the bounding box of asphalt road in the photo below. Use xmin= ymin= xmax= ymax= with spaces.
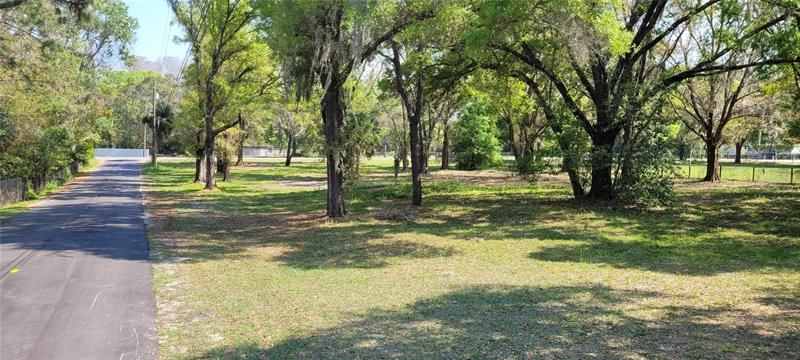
xmin=0 ymin=159 xmax=157 ymax=359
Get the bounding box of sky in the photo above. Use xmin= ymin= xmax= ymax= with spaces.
xmin=124 ymin=0 xmax=188 ymax=62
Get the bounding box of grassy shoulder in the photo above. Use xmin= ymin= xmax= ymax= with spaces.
xmin=0 ymin=158 xmax=101 ymax=221
xmin=144 ymin=157 xmax=800 ymax=359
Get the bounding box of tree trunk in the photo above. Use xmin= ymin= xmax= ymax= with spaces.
xmin=421 ymin=131 xmax=430 ymax=175
xmin=203 ymin=143 xmax=215 ymax=189
xmin=401 ymin=151 xmax=408 ymax=171
xmin=194 ymin=148 xmax=203 ymax=183
xmin=553 ymin=128 xmax=585 ymax=199
xmin=284 ymin=134 xmax=293 ymax=166
xmin=441 ymin=124 xmax=450 ymax=170
xmin=236 ymin=144 xmax=244 ymax=166
xmin=217 ymin=150 xmax=230 ymax=181
xmin=564 ymin=158 xmax=585 ymax=199
xmin=203 ymin=85 xmax=216 ymax=189
xmin=32 ymin=172 xmax=46 ymax=194
xmin=704 ymin=140 xmax=721 ymax=181
xmin=586 ymin=132 xmax=618 ymax=200
xmin=236 ymin=112 xmax=245 ymax=166
xmin=222 ymin=155 xmax=230 ymax=181
xmin=322 ymin=83 xmax=346 ymax=217
xmin=519 ymin=123 xmax=531 ymax=159
xmin=410 ymin=113 xmax=422 ymax=206
xmin=734 ymin=141 xmax=744 ymax=164
xmin=504 ymin=117 xmax=520 ymax=161
xmin=199 ymin=152 xmax=214 ymax=184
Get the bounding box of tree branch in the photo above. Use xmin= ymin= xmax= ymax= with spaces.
xmin=663 ymin=57 xmax=800 ymax=86
xmin=631 ymin=0 xmax=721 ymax=64
xmin=213 ymin=112 xmax=242 ymax=136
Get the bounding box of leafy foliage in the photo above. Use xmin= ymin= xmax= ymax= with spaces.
xmin=0 ymin=0 xmax=136 ymax=192
xmin=452 ymin=101 xmax=501 ymax=171
xmin=341 ymin=111 xmax=384 ymax=183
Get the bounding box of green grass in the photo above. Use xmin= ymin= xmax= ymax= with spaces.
xmin=677 ymin=161 xmax=799 ymax=183
xmin=144 ymin=157 xmax=800 ymax=359
xmin=0 ymin=158 xmax=101 ymax=221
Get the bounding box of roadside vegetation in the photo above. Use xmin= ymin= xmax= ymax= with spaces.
xmin=0 ymin=158 xmax=100 ymax=220
xmin=145 ymin=158 xmax=800 ymax=359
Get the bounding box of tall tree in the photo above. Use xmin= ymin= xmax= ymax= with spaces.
xmin=141 ymin=102 xmax=176 ymax=155
xmin=376 ymin=98 xmax=409 ymax=171
xmin=97 ymin=70 xmax=180 ymax=149
xmin=170 ymin=0 xmax=274 ymax=189
xmin=425 ymin=87 xmax=464 ymax=172
xmin=260 ymin=0 xmax=434 ymax=217
xmin=383 ymin=41 xmax=425 ymax=206
xmin=0 ymin=0 xmax=135 ymax=191
xmin=670 ymin=3 xmax=776 ymax=181
xmin=79 ymin=0 xmax=137 ymax=69
xmin=469 ymin=0 xmax=800 ymax=199
xmin=470 ymin=72 xmax=548 ymax=166
xmin=273 ymin=107 xmax=303 ymax=166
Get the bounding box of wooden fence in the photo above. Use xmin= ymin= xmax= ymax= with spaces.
xmin=0 ymin=160 xmax=84 ymax=207
xmin=0 ymin=178 xmax=25 ymax=206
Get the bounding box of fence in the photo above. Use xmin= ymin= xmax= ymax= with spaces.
xmin=679 ymin=161 xmax=797 ymax=184
xmin=95 ymin=148 xmax=149 ymax=157
xmin=47 ymin=165 xmax=73 ymax=184
xmin=243 ymin=147 xmax=286 ymax=157
xmin=0 ymin=160 xmax=87 ymax=207
xmin=0 ymin=178 xmax=26 ymax=206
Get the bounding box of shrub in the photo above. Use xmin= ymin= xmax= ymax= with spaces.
xmin=614 ymin=101 xmax=676 ymax=206
xmin=515 ymin=152 xmax=549 ymax=182
xmin=452 ymin=102 xmax=501 ymax=170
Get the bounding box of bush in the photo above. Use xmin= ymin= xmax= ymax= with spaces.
xmin=341 ymin=111 xmax=383 ymax=184
xmin=452 ymin=102 xmax=501 ymax=170
xmin=614 ymin=102 xmax=676 ymax=206
xmin=515 ymin=152 xmax=550 ymax=182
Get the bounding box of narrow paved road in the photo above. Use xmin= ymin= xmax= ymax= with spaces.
xmin=0 ymin=159 xmax=157 ymax=359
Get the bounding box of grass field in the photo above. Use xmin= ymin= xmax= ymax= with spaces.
xmin=677 ymin=161 xmax=799 ymax=183
xmin=144 ymin=158 xmax=800 ymax=359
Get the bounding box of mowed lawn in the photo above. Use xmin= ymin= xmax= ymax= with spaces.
xmin=144 ymin=158 xmax=800 ymax=359
xmin=677 ymin=161 xmax=799 ymax=184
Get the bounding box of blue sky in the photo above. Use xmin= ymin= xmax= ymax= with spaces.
xmin=124 ymin=0 xmax=188 ymax=62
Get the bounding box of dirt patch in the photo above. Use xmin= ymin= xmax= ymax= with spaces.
xmin=372 ymin=207 xmax=417 ymax=222
xmin=260 ymin=179 xmax=327 ymax=191
xmin=430 ymin=169 xmax=525 ymax=185
xmin=673 ymin=179 xmax=770 ymax=190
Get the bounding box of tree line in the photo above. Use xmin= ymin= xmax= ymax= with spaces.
xmin=0 ymin=0 xmax=138 ymax=192
xmin=2 ymin=0 xmax=799 ymax=215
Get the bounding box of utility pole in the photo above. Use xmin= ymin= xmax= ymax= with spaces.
xmin=152 ymin=80 xmax=159 ymax=168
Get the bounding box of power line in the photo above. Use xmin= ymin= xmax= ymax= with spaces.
xmin=164 ymin=0 xmax=211 ymax=104
xmin=157 ymin=11 xmax=172 ymax=74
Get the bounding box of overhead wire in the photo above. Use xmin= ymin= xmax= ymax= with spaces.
xmin=163 ymin=0 xmax=211 ymax=104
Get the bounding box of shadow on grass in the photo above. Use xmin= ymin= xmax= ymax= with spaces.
xmin=528 ymin=236 xmax=799 ymax=275
xmin=190 ymin=284 xmax=800 ymax=359
xmin=146 ymin=161 xmax=800 ymax=274
xmin=525 ymin=188 xmax=800 ymax=275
